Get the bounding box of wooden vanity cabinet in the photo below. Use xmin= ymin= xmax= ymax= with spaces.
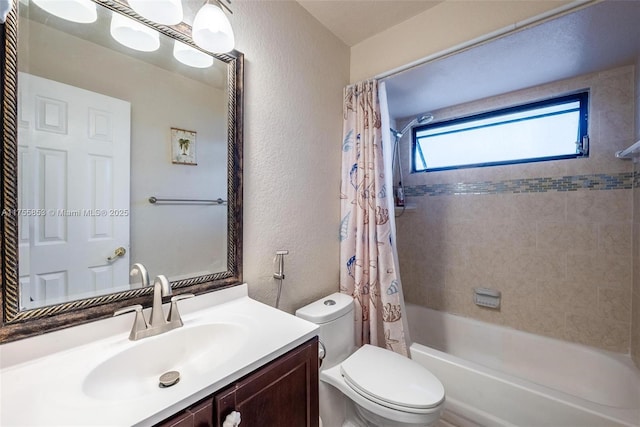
xmin=156 ymin=337 xmax=319 ymax=427
xmin=157 ymin=399 xmax=214 ymax=427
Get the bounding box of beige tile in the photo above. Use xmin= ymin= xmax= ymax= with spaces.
xmin=464 ymin=245 xmax=516 ymax=282
xmin=398 ymin=64 xmax=636 ymax=355
xmin=537 ymin=222 xmax=598 ymax=253
xmin=443 ymin=163 xmax=512 ymax=184
xmin=470 ymin=304 xmax=505 ymax=326
xmin=598 ymin=286 xmax=632 ymax=323
xmin=424 ymin=287 xmax=445 ymax=310
xmin=402 ymin=272 xmax=430 ymax=306
xmin=483 ymin=221 xmax=537 ymax=250
xmin=467 ymin=194 xmax=514 ymax=224
xmin=564 ymin=152 xmax=633 ymax=176
xmin=565 ymin=313 xmax=630 ymax=353
xmin=503 ymin=303 xmax=565 ymax=340
xmin=633 ymin=294 xmax=640 ymax=366
xmin=597 ymin=109 xmax=635 ymax=146
xmin=511 ymin=159 xmax=567 ymax=180
xmin=537 ymin=279 xmax=598 ymax=315
xmin=443 ymin=266 xmax=475 ymax=294
xmin=598 ymin=223 xmax=632 ymax=256
xmin=567 ymin=252 xmax=632 ymax=288
xmin=511 ymin=192 xmax=566 ymax=223
xmin=566 ymin=189 xmax=632 ymax=223
xmin=509 ymin=249 xmax=566 ymax=283
xmin=593 ymin=66 xmax=635 ymax=113
xmin=443 ymin=288 xmax=474 ymax=317
xmin=441 ymin=221 xmax=477 ymax=249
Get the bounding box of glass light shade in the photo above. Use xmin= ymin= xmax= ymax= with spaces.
xmin=192 ymin=3 xmax=235 ymax=54
xmin=127 ymin=0 xmax=183 ymax=26
xmin=0 ymin=0 xmax=13 ymax=24
xmin=110 ymin=13 xmax=160 ymax=52
xmin=32 ymin=0 xmax=97 ymax=23
xmin=173 ymin=40 xmax=214 ymax=68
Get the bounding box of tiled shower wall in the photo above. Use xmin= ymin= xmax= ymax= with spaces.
xmin=397 ymin=65 xmax=635 ymax=353
xmin=632 ymin=57 xmax=640 ymax=366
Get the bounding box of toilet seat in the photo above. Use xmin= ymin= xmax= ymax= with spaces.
xmin=340 ymin=344 xmax=445 ymax=414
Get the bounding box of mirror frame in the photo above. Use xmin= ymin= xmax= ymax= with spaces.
xmin=0 ymin=0 xmax=244 ymax=342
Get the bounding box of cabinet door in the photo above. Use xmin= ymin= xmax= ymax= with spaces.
xmin=156 ymin=398 xmax=214 ymax=427
xmin=214 ymin=337 xmax=319 ymax=427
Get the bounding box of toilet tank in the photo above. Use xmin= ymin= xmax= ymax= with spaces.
xmin=296 ymin=292 xmax=355 ymax=370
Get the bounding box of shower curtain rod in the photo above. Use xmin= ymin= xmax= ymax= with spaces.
xmin=373 ymin=0 xmax=592 ymax=82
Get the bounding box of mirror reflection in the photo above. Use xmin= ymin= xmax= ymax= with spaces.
xmin=16 ymin=0 xmax=229 ymax=309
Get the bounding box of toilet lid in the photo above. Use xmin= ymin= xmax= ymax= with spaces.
xmin=340 ymin=344 xmax=445 ymax=411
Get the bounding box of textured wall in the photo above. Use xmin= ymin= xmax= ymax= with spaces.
xmin=350 ymin=0 xmax=576 ymax=82
xmin=231 ymin=2 xmax=350 ymax=312
xmin=397 ymin=66 xmax=635 ymax=353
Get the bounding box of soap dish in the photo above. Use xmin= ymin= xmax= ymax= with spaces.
xmin=473 ymin=287 xmax=501 ymax=309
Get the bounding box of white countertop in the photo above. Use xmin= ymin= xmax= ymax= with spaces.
xmin=0 ymin=284 xmax=318 ymax=426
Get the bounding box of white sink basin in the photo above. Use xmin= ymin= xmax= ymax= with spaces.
xmin=1 ymin=287 xmax=320 ymax=426
xmin=82 ymin=322 xmax=248 ymax=400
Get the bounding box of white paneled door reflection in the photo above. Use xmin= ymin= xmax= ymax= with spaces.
xmin=18 ymin=72 xmax=131 ymax=309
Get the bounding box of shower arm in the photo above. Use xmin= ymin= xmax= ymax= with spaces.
xmin=391 ymin=113 xmax=434 ymax=139
xmin=389 ymin=113 xmax=434 ymax=216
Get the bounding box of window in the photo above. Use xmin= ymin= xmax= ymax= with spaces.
xmin=412 ymin=92 xmax=589 ymax=172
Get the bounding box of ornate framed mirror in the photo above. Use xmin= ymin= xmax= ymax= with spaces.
xmin=1 ymin=0 xmax=243 ymax=342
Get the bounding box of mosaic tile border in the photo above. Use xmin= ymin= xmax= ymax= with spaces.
xmin=405 ymin=172 xmax=634 ymax=197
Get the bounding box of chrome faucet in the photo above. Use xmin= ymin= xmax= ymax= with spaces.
xmin=130 ymin=263 xmax=150 ymax=288
xmin=150 ymin=275 xmax=172 ymax=327
xmin=114 ymin=273 xmax=194 ymax=341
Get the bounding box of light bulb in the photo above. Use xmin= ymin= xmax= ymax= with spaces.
xmin=192 ymin=3 xmax=235 ymax=54
xmin=128 ymin=0 xmax=183 ymax=26
xmin=32 ymin=0 xmax=97 ymax=23
xmin=110 ymin=13 xmax=160 ymax=52
xmin=173 ymin=40 xmax=214 ymax=68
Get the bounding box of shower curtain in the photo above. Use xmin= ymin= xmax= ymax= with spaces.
xmin=339 ymin=79 xmax=408 ymax=357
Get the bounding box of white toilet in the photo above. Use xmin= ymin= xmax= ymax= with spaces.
xmin=296 ymin=292 xmax=445 ymax=427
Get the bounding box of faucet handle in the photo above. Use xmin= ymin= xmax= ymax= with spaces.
xmin=114 ymin=304 xmax=148 ymax=340
xmin=170 ymin=293 xmax=195 ymax=302
xmin=168 ymin=293 xmax=195 ymax=325
xmin=114 ymin=304 xmax=143 ymax=317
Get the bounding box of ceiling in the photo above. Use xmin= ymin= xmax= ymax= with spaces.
xmin=296 ymin=0 xmax=441 ymax=47
xmin=297 ymin=0 xmax=640 ymax=124
xmin=381 ymin=0 xmax=640 ymax=122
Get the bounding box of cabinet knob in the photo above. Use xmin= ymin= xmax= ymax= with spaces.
xmin=223 ymin=411 xmax=241 ymax=427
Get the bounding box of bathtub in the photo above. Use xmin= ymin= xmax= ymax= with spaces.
xmin=406 ymin=303 xmax=640 ymax=427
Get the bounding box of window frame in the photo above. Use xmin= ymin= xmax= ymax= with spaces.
xmin=411 ymin=91 xmax=589 ymax=173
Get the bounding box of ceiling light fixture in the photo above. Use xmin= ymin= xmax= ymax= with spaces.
xmin=173 ymin=40 xmax=214 ymax=68
xmin=0 ymin=0 xmax=12 ymax=24
xmin=192 ymin=0 xmax=235 ymax=54
xmin=127 ymin=0 xmax=183 ymax=26
xmin=110 ymin=13 xmax=160 ymax=52
xmin=32 ymin=0 xmax=97 ymax=24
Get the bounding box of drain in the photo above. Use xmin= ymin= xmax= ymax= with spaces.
xmin=159 ymin=371 xmax=180 ymax=388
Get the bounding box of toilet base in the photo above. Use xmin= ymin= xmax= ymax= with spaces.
xmin=354 ymin=401 xmax=437 ymax=427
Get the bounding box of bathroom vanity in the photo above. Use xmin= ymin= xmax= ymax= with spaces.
xmin=0 ymin=285 xmax=320 ymax=426
xmin=159 ymin=337 xmax=318 ymax=427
